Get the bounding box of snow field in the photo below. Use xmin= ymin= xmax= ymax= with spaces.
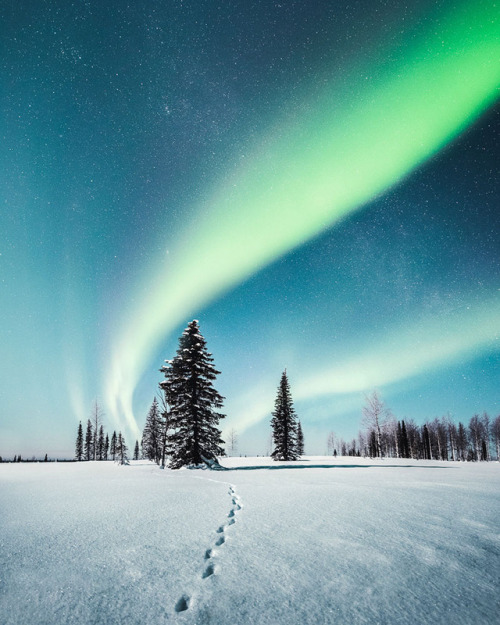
xmin=1 ymin=457 xmax=499 ymax=624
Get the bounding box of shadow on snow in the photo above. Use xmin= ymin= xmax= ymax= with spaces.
xmin=222 ymin=463 xmax=448 ymax=471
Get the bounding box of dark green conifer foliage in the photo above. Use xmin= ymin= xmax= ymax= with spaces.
xmin=142 ymin=397 xmax=161 ymax=463
xmin=297 ymin=420 xmax=305 ymax=457
xmin=271 ymin=371 xmax=299 ymax=461
xmin=97 ymin=425 xmax=105 ymax=460
xmin=75 ymin=421 xmax=83 ymax=461
xmin=134 ymin=440 xmax=140 ymax=460
xmin=84 ymin=420 xmax=93 ymax=461
xmin=110 ymin=431 xmax=117 ymax=461
xmin=104 ymin=434 xmax=109 ymax=460
xmin=160 ymin=320 xmax=225 ymax=469
xmin=115 ymin=432 xmax=129 ymax=465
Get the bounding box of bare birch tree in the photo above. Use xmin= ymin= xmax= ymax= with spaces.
xmin=362 ymin=391 xmax=387 ymax=458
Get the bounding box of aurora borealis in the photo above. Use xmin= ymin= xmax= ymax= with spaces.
xmin=1 ymin=0 xmax=499 ymax=456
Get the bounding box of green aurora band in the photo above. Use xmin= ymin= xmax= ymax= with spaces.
xmin=106 ymin=0 xmax=499 ymax=434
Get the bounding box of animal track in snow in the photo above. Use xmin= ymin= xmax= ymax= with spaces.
xmin=174 ymin=595 xmax=190 ymax=613
xmin=175 ymin=481 xmax=242 ymax=614
xmin=202 ymin=562 xmax=215 ymax=578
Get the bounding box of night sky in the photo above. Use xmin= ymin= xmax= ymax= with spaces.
xmin=1 ymin=0 xmax=498 ymax=457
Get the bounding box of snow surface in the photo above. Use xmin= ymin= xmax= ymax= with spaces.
xmin=1 ymin=457 xmax=499 ymax=625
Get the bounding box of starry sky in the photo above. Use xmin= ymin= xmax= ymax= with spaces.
xmin=1 ymin=0 xmax=498 ymax=458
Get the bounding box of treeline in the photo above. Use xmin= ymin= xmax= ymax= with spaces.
xmin=327 ymin=391 xmax=500 ymax=461
xmin=0 ymin=454 xmax=74 ymax=463
xmin=74 ymin=401 xmax=133 ymax=465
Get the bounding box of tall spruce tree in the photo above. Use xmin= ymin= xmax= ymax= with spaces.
xmin=97 ymin=425 xmax=105 ymax=460
xmin=142 ymin=397 xmax=162 ymax=463
xmin=157 ymin=392 xmax=171 ymax=469
xmin=110 ymin=431 xmax=117 ymax=461
xmin=271 ymin=370 xmax=299 ymax=461
xmin=75 ymin=421 xmax=83 ymax=461
xmin=297 ymin=421 xmax=305 ymax=457
xmin=84 ymin=420 xmax=93 ymax=461
xmin=160 ymin=320 xmax=225 ymax=469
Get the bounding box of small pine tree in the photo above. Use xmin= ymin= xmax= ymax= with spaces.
xmin=296 ymin=421 xmax=305 ymax=457
xmin=271 ymin=370 xmax=299 ymax=461
xmin=104 ymin=434 xmax=109 ymax=461
xmin=115 ymin=432 xmax=129 ymax=465
xmin=75 ymin=421 xmax=83 ymax=461
xmin=97 ymin=425 xmax=105 ymax=461
xmin=84 ymin=420 xmax=93 ymax=461
xmin=160 ymin=320 xmax=225 ymax=469
xmin=142 ymin=397 xmax=161 ymax=463
xmin=110 ymin=431 xmax=117 ymax=461
xmin=134 ymin=440 xmax=140 ymax=461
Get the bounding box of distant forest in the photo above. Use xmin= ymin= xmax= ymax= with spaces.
xmin=2 ymin=323 xmax=499 ymax=465
xmin=329 ymin=390 xmax=500 ymax=462
xmin=2 ymin=397 xmax=498 ymax=465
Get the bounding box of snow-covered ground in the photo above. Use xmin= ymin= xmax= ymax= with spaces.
xmin=1 ymin=457 xmax=498 ymax=624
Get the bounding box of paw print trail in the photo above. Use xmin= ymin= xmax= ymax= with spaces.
xmin=174 ymin=481 xmax=243 ymax=614
xmin=201 ymin=484 xmax=242 ymax=579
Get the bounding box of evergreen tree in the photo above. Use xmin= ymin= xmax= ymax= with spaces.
xmin=142 ymin=397 xmax=161 ymax=463
xmin=400 ymin=420 xmax=410 ymax=458
xmin=75 ymin=421 xmax=83 ymax=461
xmin=110 ymin=431 xmax=117 ymax=461
xmin=115 ymin=432 xmax=129 ymax=465
xmin=270 ymin=370 xmax=299 ymax=461
xmin=104 ymin=434 xmax=109 ymax=461
xmin=157 ymin=393 xmax=171 ymax=469
xmin=84 ymin=420 xmax=93 ymax=461
xmin=134 ymin=440 xmax=140 ymax=461
xmin=160 ymin=320 xmax=225 ymax=469
xmin=97 ymin=425 xmax=105 ymax=461
xmin=296 ymin=420 xmax=305 ymax=457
